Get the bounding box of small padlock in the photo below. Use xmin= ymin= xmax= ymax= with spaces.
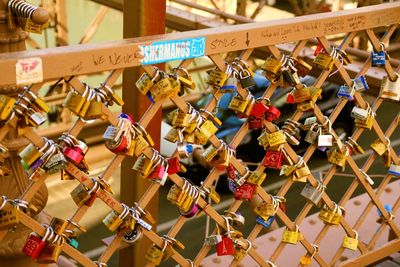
xmin=371 ymin=50 xmax=386 ymax=67
xmin=313 ymin=52 xmax=334 ymax=71
xmin=342 ymin=230 xmax=359 ymax=251
xmin=63 ymin=90 xmax=86 ymax=114
xmin=267 ymin=131 xmax=287 ymax=148
xmin=239 ymin=69 xmax=256 ymax=90
xmin=256 ymin=215 xmax=275 ymax=228
xmin=216 ymin=218 xmax=235 ymax=256
xmin=281 ymin=225 xmax=300 ymax=244
xmin=351 ymin=106 xmax=369 ymax=120
xmin=145 ymin=243 xmax=168 ymax=265
xmin=262 ymin=56 xmax=282 ymax=81
xmin=22 ymin=227 xmax=51 ymax=259
xmin=353 ymin=75 xmax=369 ymax=91
xmin=265 ymin=105 xmax=281 ymax=122
xmin=70 ymin=182 xmax=99 ymax=207
xmin=337 ymin=85 xmax=355 ymax=100
xmin=102 ymin=205 xmax=129 ymax=232
xmin=234 ymin=183 xmax=257 ymax=201
xmin=263 ymin=150 xmax=283 ymax=170
xmin=233 ymin=239 xmax=252 ymax=262
xmin=135 ymin=71 xmax=158 ymax=95
xmin=207 ymin=69 xmax=229 ymax=88
xmin=247 ymin=171 xmax=266 ymax=186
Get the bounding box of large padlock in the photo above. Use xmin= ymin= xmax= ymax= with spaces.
xmin=0 ymin=203 xmax=19 ymax=230
xmin=22 ymin=233 xmax=47 ymax=259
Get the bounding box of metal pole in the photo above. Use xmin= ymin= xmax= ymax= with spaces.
xmin=120 ymin=0 xmax=165 ymax=266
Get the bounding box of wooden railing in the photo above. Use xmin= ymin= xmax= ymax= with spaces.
xmin=0 ymin=3 xmax=399 ymax=267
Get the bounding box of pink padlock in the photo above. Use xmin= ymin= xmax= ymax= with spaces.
xmin=63 ymin=146 xmax=83 ymax=165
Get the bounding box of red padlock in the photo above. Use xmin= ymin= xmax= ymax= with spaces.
xmin=248 ymin=116 xmax=264 ymax=130
xmin=22 ymin=228 xmax=51 ymax=259
xmin=63 ymin=146 xmax=84 ymax=165
xmin=109 ymin=135 xmax=128 ymax=153
xmin=250 ymin=102 xmax=268 ymax=118
xmin=234 ymin=183 xmax=257 ymax=201
xmin=226 ymin=163 xmax=236 ymax=180
xmin=265 ymin=105 xmax=281 ymax=122
xmin=216 ymin=236 xmax=235 ymax=256
xmin=167 ymin=157 xmax=180 ymax=174
xmin=148 ymin=164 xmax=166 ymax=180
xmin=263 ymin=150 xmax=283 ymax=170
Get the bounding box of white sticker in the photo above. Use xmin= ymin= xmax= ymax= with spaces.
xmin=15 ymin=57 xmax=43 ymax=85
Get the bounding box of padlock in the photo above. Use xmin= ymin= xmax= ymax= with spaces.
xmin=233 ymin=239 xmax=252 ymax=262
xmin=292 ymin=86 xmax=311 ymax=103
xmin=301 ymin=182 xmax=325 ymax=205
xmin=102 ymin=205 xmax=129 ymax=232
xmin=202 ymin=144 xmax=220 ymax=162
xmin=78 ymin=88 xmax=95 ymax=117
xmin=265 ymin=105 xmax=281 ymax=122
xmin=262 ymin=56 xmax=282 ymax=81
xmin=63 ymin=140 xmax=88 ymax=166
xmin=216 ymin=218 xmax=235 ymax=256
xmin=297 ymin=100 xmax=314 ymax=111
xmin=234 ymin=183 xmax=257 ymax=201
xmin=149 ymin=76 xmax=174 ymax=102
xmin=248 ymin=116 xmax=264 ymax=130
xmin=123 ymin=227 xmax=142 ymax=244
xmin=267 ymin=131 xmax=287 ymax=148
xmin=171 ymin=111 xmax=191 ymax=128
xmin=254 ymin=201 xmax=276 ymax=220
xmin=44 ymin=151 xmax=67 ymax=174
xmin=318 ymin=133 xmax=333 ymax=147
xmin=85 ymin=100 xmax=105 ymax=120
xmin=63 ymin=90 xmax=86 ymax=114
xmin=342 ymin=230 xmax=359 ymax=251
xmin=207 ymin=69 xmax=229 ymax=88
xmin=263 ymin=150 xmax=283 ymax=170
xmin=256 ymin=215 xmax=275 ymax=228
xmin=353 ymin=75 xmax=369 ymax=91
xmin=294 ymin=165 xmax=310 ymax=183
xmin=247 ymin=171 xmax=266 ymax=186
xmin=304 ymin=124 xmax=319 ymax=144
xmin=70 ymin=182 xmax=99 ymax=207
xmin=135 ymin=71 xmax=157 ymax=95
xmin=281 ymin=69 xmax=300 ymax=87
xmin=19 ymin=143 xmax=43 ymax=167
xmin=22 ymin=226 xmax=52 ymax=259
xmin=195 ymin=120 xmax=218 ymax=145
xmin=36 ymin=242 xmax=62 ymax=264
xmin=328 ymin=149 xmax=348 ymax=171
xmin=380 ymin=74 xmax=400 ymax=101
xmin=313 ymin=52 xmax=334 ymax=71
xmin=351 ymin=106 xmax=369 ymax=120
xmin=101 ymin=83 xmax=125 ymax=106
xmin=132 ymin=154 xmax=154 ymax=177
xmin=0 ymin=95 xmax=16 ymax=121
xmin=147 ymin=163 xmax=168 ymax=184
xmin=337 ymin=85 xmax=355 ymax=100
xmin=204 ymin=226 xmax=223 ymax=246
xmin=371 ymin=51 xmax=386 ymax=67
xmin=239 ymin=69 xmax=256 ymax=90
xmin=282 ymin=226 xmax=300 ymax=244
xmin=250 ymin=102 xmax=268 ymax=118
xmin=228 ymin=94 xmax=250 ymax=114
xmin=145 ymin=243 xmax=168 ymax=265
xmin=50 ymin=217 xmax=67 ymax=235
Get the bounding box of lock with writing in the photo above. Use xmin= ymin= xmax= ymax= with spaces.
xmin=313 ymin=52 xmax=334 ymax=71
xmin=254 ymin=197 xmax=282 ymax=220
xmin=263 ymin=149 xmax=283 ymax=170
xmin=262 ymin=55 xmax=283 ymax=81
xmin=136 ymin=68 xmax=160 ymax=95
xmin=70 ymin=181 xmax=99 ymax=207
xmin=233 ymin=239 xmax=252 ymax=262
xmin=145 ymin=240 xmax=169 ymax=266
xmin=195 ymin=120 xmax=218 ymax=145
xmin=328 ymin=146 xmax=349 ymax=171
xmin=216 ymin=217 xmax=235 ymax=256
xmin=292 ymin=85 xmax=311 ymax=103
xmin=282 ymin=224 xmax=302 ymax=244
xmin=380 ymin=73 xmax=400 ymax=101
xmin=342 ymin=230 xmax=359 ymax=251
xmin=102 ymin=204 xmax=130 ymax=232
xmin=234 ymin=183 xmax=257 ymax=201
xmin=337 ymin=84 xmax=355 ymax=100
xmin=132 ymin=154 xmax=154 ymax=177
xmin=207 ymin=67 xmax=231 ymax=88
xmin=371 ymin=43 xmax=387 ymax=67
xmin=319 ymin=203 xmax=343 ymax=225
xmin=228 ymin=93 xmax=251 ymax=114
xmin=23 ymin=226 xmax=53 ymax=259
xmin=267 ymin=130 xmax=287 ymax=148
xmin=247 ymin=170 xmax=267 ymax=186
xmin=293 ymin=157 xmax=310 ymax=183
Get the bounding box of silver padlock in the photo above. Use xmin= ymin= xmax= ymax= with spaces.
xmin=351 ymin=106 xmax=369 ymax=120
xmin=28 ymin=108 xmax=47 ymax=126
xmin=204 ymin=234 xmax=222 ymax=246
xmin=380 ymin=74 xmax=400 ymax=101
xmin=44 ymin=150 xmax=68 ymax=174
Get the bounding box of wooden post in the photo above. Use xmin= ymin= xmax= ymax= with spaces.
xmin=55 ymin=0 xmax=68 ymax=46
xmin=120 ymin=0 xmax=165 ymax=266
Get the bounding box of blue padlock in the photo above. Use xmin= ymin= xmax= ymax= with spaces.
xmin=256 ymin=215 xmax=275 ymax=228
xmin=353 ymin=75 xmax=369 ymax=91
xmin=371 ymin=51 xmax=386 ymax=67
xmin=337 ymin=85 xmax=354 ymax=100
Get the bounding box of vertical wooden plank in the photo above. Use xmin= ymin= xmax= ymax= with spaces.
xmin=55 ymin=0 xmax=68 ymax=46
xmin=120 ymin=0 xmax=165 ymax=266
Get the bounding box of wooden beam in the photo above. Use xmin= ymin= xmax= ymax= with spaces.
xmin=0 ymin=3 xmax=399 ymax=86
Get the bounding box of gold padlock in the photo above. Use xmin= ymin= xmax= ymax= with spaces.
xmin=267 ymin=131 xmax=287 ymax=148
xmin=313 ymin=53 xmax=334 ymax=71
xmin=342 ymin=230 xmax=359 ymax=251
xmin=262 ymin=56 xmax=282 ymax=81
xmin=281 ymin=225 xmax=300 ymax=244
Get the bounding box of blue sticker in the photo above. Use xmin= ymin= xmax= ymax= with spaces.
xmin=140 ymin=37 xmax=206 ymax=65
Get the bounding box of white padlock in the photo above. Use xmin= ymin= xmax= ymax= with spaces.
xmin=351 ymin=106 xmax=369 ymax=120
